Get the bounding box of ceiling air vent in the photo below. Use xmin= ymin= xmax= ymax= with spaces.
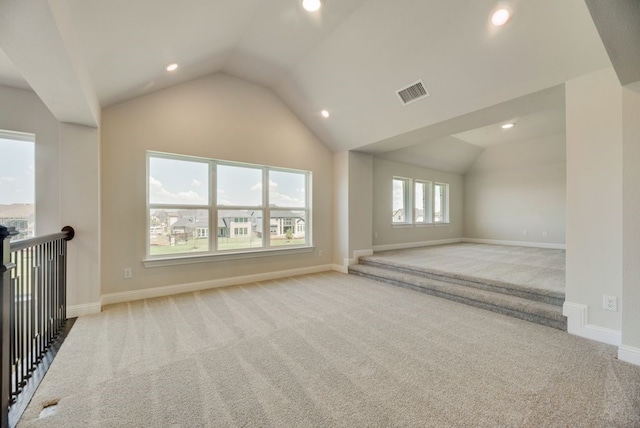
xmin=396 ymin=80 xmax=429 ymax=105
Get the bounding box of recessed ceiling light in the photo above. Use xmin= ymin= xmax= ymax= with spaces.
xmin=165 ymin=63 xmax=178 ymax=72
xmin=501 ymin=123 xmax=515 ymax=129
xmin=321 ymin=110 xmax=330 ymax=118
xmin=302 ymin=0 xmax=321 ymax=12
xmin=491 ymin=9 xmax=511 ymax=26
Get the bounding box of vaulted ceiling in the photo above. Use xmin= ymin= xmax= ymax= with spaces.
xmin=0 ymin=0 xmax=629 ymax=173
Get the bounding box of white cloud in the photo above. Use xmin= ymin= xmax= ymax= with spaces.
xmin=251 ymin=180 xmax=278 ymax=191
xmin=149 ymin=176 xmax=206 ymax=204
xmin=217 ymin=188 xmax=225 ymax=194
xmin=0 ymin=177 xmax=16 ymax=183
xmin=191 ymin=179 xmax=201 ymax=187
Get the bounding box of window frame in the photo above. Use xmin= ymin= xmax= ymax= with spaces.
xmin=392 ymin=176 xmax=412 ymax=225
xmin=391 ymin=177 xmax=450 ymax=227
xmin=145 ymin=152 xmax=312 ymax=266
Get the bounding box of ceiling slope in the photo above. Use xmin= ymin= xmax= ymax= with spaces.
xmin=0 ymin=0 xmax=99 ymax=127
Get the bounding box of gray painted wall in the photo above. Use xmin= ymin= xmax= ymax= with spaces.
xmin=372 ymin=158 xmax=464 ymax=248
xmin=101 ymin=73 xmax=333 ymax=295
xmin=464 ymin=133 xmax=566 ymax=245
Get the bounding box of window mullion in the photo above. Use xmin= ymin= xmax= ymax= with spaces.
xmin=264 ymin=168 xmax=270 ymax=249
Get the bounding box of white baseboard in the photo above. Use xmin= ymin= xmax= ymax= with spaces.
xmin=463 ymin=238 xmax=566 ymax=250
xmin=101 ymin=264 xmax=335 ymax=306
xmin=618 ymin=345 xmax=640 ymax=366
xmin=345 ymin=249 xmax=374 ymax=267
xmin=563 ymin=302 xmax=622 ymax=346
xmin=67 ymin=302 xmax=102 ymax=318
xmin=373 ymin=238 xmax=462 ymax=252
xmin=332 ymin=264 xmax=348 ymax=274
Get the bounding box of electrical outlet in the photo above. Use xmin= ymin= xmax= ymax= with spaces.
xmin=318 ymin=249 xmax=323 ymax=257
xmin=124 ymin=268 xmax=133 ymax=279
xmin=603 ymin=295 xmax=617 ymax=311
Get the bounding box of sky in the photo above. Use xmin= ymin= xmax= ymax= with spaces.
xmin=149 ymin=157 xmax=306 ymax=208
xmin=0 ymin=137 xmax=34 ymax=205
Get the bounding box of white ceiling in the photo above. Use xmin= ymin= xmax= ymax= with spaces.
xmin=0 ymin=0 xmax=614 ymax=165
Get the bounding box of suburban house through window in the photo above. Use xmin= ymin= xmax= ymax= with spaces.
xmin=147 ymin=152 xmax=311 ymax=259
xmin=392 ymin=176 xmax=449 ymax=225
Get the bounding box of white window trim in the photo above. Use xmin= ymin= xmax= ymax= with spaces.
xmin=391 ymin=177 xmax=451 ymax=227
xmin=146 ymin=152 xmax=312 ymax=264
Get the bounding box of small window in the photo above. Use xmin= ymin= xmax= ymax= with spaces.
xmin=414 ymin=181 xmax=431 ymax=224
xmin=434 ymin=183 xmax=449 ymax=223
xmin=392 ymin=177 xmax=410 ymax=224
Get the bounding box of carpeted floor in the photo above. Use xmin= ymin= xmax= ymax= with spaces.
xmin=19 ymin=272 xmax=640 ymax=427
xmin=366 ymin=243 xmax=566 ymax=298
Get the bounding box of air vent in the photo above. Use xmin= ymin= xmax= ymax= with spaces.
xmin=396 ymin=80 xmax=429 ymax=105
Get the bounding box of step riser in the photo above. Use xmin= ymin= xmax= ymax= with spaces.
xmin=350 ymin=269 xmax=566 ymax=331
xmin=360 ymin=259 xmax=564 ymax=306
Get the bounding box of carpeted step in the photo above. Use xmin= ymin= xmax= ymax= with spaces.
xmin=358 ymin=256 xmax=564 ymax=306
xmin=348 ymin=263 xmax=566 ymax=331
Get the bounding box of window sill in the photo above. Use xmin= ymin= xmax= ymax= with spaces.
xmin=143 ymin=246 xmax=314 ymax=268
xmin=392 ymin=223 xmax=451 ymax=228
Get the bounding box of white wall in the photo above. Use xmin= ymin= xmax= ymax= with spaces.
xmin=348 ymin=151 xmax=373 ymax=257
xmin=372 ymin=158 xmax=463 ymax=249
xmin=333 ymin=151 xmax=349 ymax=266
xmin=565 ymin=67 xmax=623 ymax=332
xmin=0 ymin=85 xmax=101 ymax=315
xmin=59 ymin=123 xmax=101 ymax=313
xmin=621 ymin=86 xmax=640 ymax=352
xmin=101 ymin=73 xmax=333 ymax=296
xmin=464 ymin=134 xmax=566 ymax=245
xmin=0 ymin=85 xmax=60 ymax=234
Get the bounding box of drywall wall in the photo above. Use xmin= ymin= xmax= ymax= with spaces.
xmin=622 ymin=86 xmax=640 ymax=351
xmin=58 ymin=123 xmax=101 ymax=311
xmin=0 ymin=85 xmax=60 ymax=235
xmin=348 ymin=151 xmax=373 ymax=257
xmin=464 ymin=133 xmax=566 ymax=245
xmin=333 ymin=151 xmax=349 ymax=266
xmin=101 ymin=73 xmax=333 ymax=295
xmin=566 ymin=67 xmax=623 ymax=331
xmin=372 ymin=158 xmax=463 ymax=249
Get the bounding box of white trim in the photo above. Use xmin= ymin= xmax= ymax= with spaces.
xmin=562 ymin=302 xmax=622 ymax=346
xmin=102 ymin=264 xmax=334 ymax=306
xmin=345 ymin=249 xmax=375 ymax=267
xmin=618 ymin=345 xmax=640 ymax=366
xmin=67 ymin=302 xmax=101 ymax=318
xmin=143 ymin=246 xmax=314 ymax=268
xmin=332 ymin=264 xmax=348 ymax=274
xmin=373 ymin=238 xmax=462 ymax=252
xmin=463 ymin=238 xmax=566 ymax=250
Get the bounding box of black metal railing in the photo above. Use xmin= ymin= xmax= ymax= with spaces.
xmin=1 ymin=225 xmax=74 ymax=428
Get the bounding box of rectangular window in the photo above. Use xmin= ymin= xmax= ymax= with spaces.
xmin=148 ymin=152 xmax=311 ymax=259
xmin=414 ymin=180 xmax=431 ymax=224
xmin=434 ymin=182 xmax=449 ymax=223
xmin=392 ymin=177 xmax=410 ymax=224
xmin=391 ymin=177 xmax=449 ymax=226
xmin=0 ymin=130 xmax=36 ymax=241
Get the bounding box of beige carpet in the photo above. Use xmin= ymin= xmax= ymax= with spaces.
xmin=365 ymin=243 xmax=566 ymax=298
xmin=19 ymin=272 xmax=640 ymax=427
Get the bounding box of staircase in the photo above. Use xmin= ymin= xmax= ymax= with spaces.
xmin=349 ymin=256 xmax=566 ymax=331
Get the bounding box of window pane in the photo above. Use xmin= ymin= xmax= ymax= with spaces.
xmin=149 ymin=157 xmax=209 ymax=205
xmin=434 ymin=183 xmax=447 ymax=223
xmin=149 ymin=208 xmax=209 ymax=255
xmin=415 ymin=182 xmax=426 ymax=223
xmin=217 ymin=209 xmax=263 ymax=250
xmin=217 ymin=165 xmax=262 ymax=207
xmin=0 ymin=135 xmax=35 ymax=240
xmin=269 ymin=170 xmax=306 ymax=208
xmin=392 ymin=178 xmax=406 ymax=223
xmin=270 ymin=210 xmax=306 ymax=246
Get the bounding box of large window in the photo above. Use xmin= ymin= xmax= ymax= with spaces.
xmin=0 ymin=130 xmax=35 ymax=241
xmin=392 ymin=177 xmax=449 ymax=225
xmin=147 ymin=152 xmax=311 ymax=258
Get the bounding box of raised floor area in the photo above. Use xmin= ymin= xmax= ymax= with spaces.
xmin=349 ymin=243 xmax=566 ymax=330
